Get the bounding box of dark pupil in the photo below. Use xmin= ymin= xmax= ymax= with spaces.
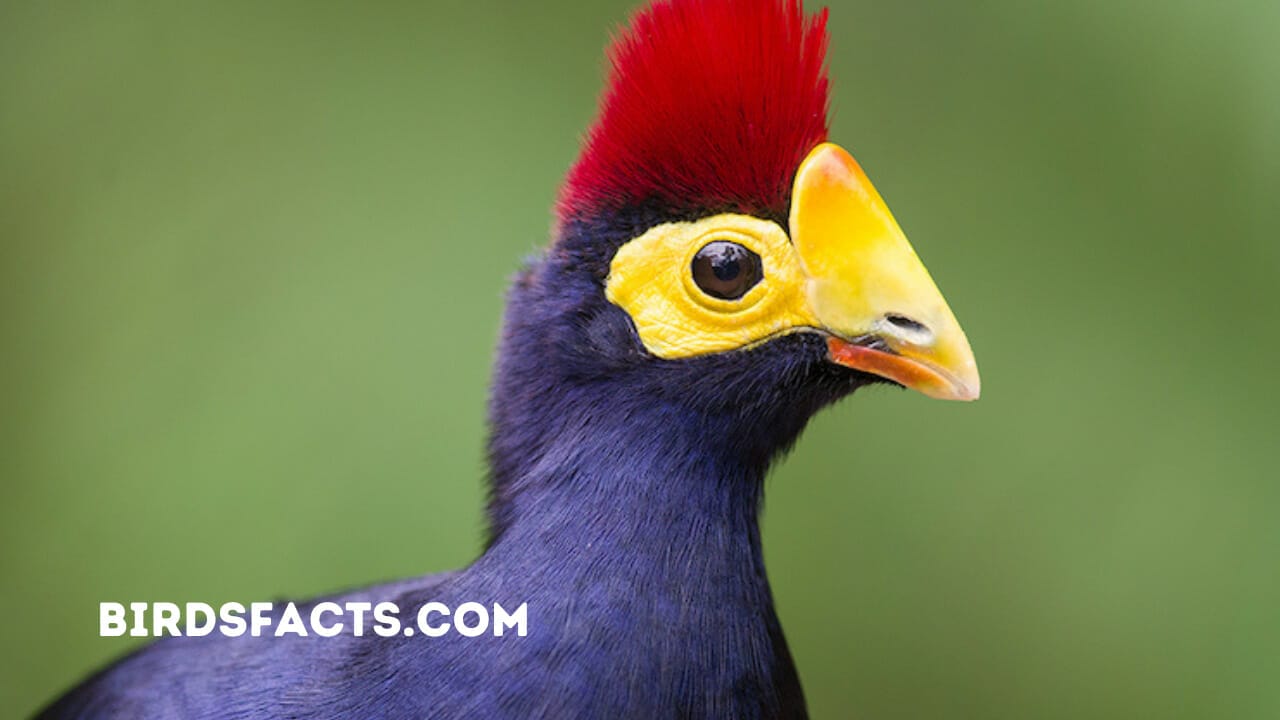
xmin=691 ymin=241 xmax=763 ymax=300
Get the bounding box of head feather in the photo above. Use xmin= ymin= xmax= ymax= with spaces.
xmin=558 ymin=0 xmax=831 ymax=222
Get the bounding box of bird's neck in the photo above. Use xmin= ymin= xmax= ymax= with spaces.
xmin=486 ymin=401 xmax=770 ymax=589
xmin=476 ymin=399 xmax=803 ymax=715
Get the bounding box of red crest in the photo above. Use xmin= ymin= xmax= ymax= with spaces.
xmin=558 ymin=0 xmax=831 ymax=220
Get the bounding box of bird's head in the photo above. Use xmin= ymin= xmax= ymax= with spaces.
xmin=489 ymin=0 xmax=978 ymax=508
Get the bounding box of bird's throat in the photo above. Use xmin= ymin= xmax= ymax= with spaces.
xmin=484 ymin=401 xmax=772 ymax=604
xmin=476 ymin=400 xmax=804 ymax=716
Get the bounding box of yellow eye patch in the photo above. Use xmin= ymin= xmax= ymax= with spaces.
xmin=604 ymin=213 xmax=821 ymax=358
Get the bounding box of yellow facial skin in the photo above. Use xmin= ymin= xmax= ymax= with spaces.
xmin=604 ymin=142 xmax=980 ymax=401
xmin=606 ymin=215 xmax=815 ymax=357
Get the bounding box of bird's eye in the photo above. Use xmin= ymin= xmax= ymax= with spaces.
xmin=691 ymin=241 xmax=763 ymax=300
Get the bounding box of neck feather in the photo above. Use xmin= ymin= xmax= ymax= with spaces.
xmin=476 ymin=389 xmax=804 ymax=718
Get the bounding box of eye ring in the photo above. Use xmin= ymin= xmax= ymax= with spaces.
xmin=690 ymin=241 xmax=763 ymax=301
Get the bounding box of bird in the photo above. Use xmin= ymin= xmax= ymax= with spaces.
xmin=39 ymin=0 xmax=978 ymax=717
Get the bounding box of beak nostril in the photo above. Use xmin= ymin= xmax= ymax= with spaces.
xmin=884 ymin=314 xmax=928 ymax=334
xmin=879 ymin=313 xmax=935 ymax=346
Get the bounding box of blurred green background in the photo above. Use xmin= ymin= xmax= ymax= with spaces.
xmin=2 ymin=1 xmax=1277 ymax=717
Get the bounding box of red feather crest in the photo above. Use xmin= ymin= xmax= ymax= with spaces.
xmin=558 ymin=0 xmax=831 ymax=221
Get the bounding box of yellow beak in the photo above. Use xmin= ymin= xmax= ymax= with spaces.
xmin=789 ymin=143 xmax=980 ymax=401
